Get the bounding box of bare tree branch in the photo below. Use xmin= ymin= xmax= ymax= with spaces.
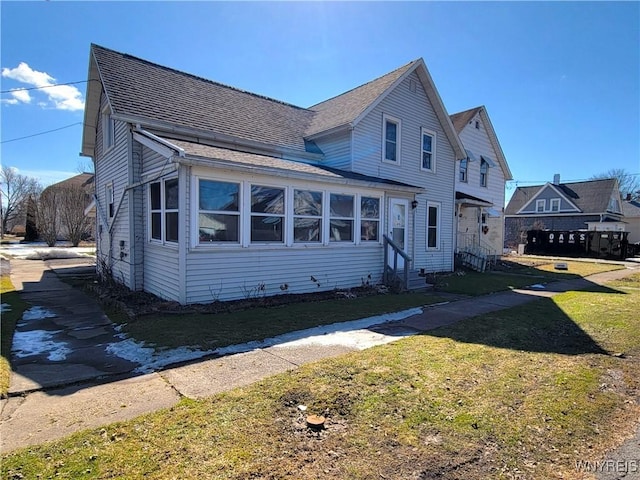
xmin=0 ymin=166 xmax=41 ymax=238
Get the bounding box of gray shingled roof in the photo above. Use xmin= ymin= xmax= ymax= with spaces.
xmin=505 ymin=179 xmax=619 ymax=215
xmin=165 ymin=138 xmax=421 ymax=190
xmin=306 ymin=60 xmax=419 ymax=136
xmin=92 ymin=45 xmax=315 ymax=154
xmin=623 ymin=200 xmax=640 ymax=218
xmin=450 ymin=106 xmax=482 ymax=134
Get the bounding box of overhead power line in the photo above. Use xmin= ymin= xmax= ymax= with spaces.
xmin=0 ymin=122 xmax=83 ymax=144
xmin=0 ymin=80 xmax=89 ymax=94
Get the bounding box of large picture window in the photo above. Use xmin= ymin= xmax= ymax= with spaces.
xmin=360 ymin=197 xmax=380 ymax=242
xmin=150 ymin=178 xmax=178 ymax=244
xmin=427 ymin=202 xmax=440 ymax=250
xmin=198 ymin=179 xmax=240 ymax=243
xmin=330 ymin=193 xmax=354 ymax=242
xmin=293 ymin=190 xmax=322 ymax=243
xmin=251 ymin=185 xmax=285 ymax=243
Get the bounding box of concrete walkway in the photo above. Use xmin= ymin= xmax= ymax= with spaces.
xmin=1 ymin=257 xmax=639 ymax=453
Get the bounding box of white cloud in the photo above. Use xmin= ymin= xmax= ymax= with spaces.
xmin=1 ymin=62 xmax=84 ymax=111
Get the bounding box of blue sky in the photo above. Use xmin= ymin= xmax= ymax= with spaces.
xmin=1 ymin=1 xmax=638 ymax=203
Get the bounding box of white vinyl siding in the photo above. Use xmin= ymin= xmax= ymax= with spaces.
xmin=312 ymin=130 xmax=352 ymax=171
xmin=101 ymin=106 xmax=114 ymax=151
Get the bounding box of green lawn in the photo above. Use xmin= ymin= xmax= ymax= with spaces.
xmin=3 ymin=273 xmax=639 ymax=479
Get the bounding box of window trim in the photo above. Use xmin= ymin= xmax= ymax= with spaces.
xmin=382 ymin=114 xmax=401 ymax=164
xmin=329 ymin=192 xmax=355 ymax=243
xmin=249 ymin=184 xmax=286 ymax=244
xmin=426 ymin=201 xmax=441 ymax=251
xmin=197 ymin=178 xmax=241 ymax=245
xmin=420 ymin=127 xmax=436 ymax=172
xmin=293 ymin=189 xmax=323 ymax=244
xmin=106 ymin=183 xmax=114 ymax=219
xmin=550 ymin=198 xmax=560 ymax=212
xmin=536 ymin=199 xmax=546 ymax=213
xmin=101 ymin=106 xmax=114 ymax=152
xmin=148 ymin=177 xmax=179 ymax=245
xmin=360 ymin=196 xmax=381 ymax=242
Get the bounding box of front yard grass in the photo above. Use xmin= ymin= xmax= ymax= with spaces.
xmin=3 ymin=273 xmax=639 ymax=479
xmin=0 ymin=275 xmax=28 ymax=397
xmin=118 ymin=292 xmax=445 ymax=350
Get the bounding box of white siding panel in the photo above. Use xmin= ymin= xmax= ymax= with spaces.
xmin=313 ymin=130 xmax=352 ymax=170
xmin=185 ymin=245 xmax=383 ymax=303
xmin=94 ymin=92 xmax=133 ymax=287
xmin=144 ymin=243 xmax=180 ymax=302
xmin=353 ymin=71 xmax=457 ymax=273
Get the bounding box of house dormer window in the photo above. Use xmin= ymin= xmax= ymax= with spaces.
xmin=382 ymin=114 xmax=401 ymax=163
xmin=480 ymin=158 xmax=488 ymax=187
xmin=550 ymin=198 xmax=560 ymax=212
xmin=459 ymin=158 xmax=468 ymax=183
xmin=420 ymin=128 xmax=435 ymax=172
xmin=101 ymin=106 xmax=114 ymax=151
xmin=536 ymin=199 xmax=545 ymax=213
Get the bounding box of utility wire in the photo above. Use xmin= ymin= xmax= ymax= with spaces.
xmin=0 ymin=122 xmax=83 ymax=144
xmin=0 ymin=80 xmax=89 ymax=94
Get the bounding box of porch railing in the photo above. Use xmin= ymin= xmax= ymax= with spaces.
xmin=456 ymin=232 xmax=498 ymax=272
xmin=383 ymin=234 xmax=412 ymax=291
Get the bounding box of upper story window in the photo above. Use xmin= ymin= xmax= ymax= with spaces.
xmin=382 ymin=114 xmax=401 ymax=163
xmin=198 ymin=179 xmax=240 ymax=243
xmin=150 ymin=178 xmax=178 ymax=244
xmin=251 ymin=185 xmax=285 ymax=243
xmin=293 ymin=189 xmax=323 ymax=243
xmin=459 ymin=159 xmax=468 ymax=183
xmin=421 ymin=128 xmax=435 ymax=172
xmin=360 ymin=197 xmax=380 ymax=242
xmin=330 ymin=193 xmax=354 ymax=242
xmin=480 ymin=158 xmax=489 ymax=187
xmin=536 ymin=199 xmax=546 ymax=213
xmin=101 ymin=106 xmax=114 ymax=151
xmin=550 ymin=198 xmax=560 ymax=212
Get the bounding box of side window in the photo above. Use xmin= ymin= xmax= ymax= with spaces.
xmin=427 ymin=202 xmax=440 ymax=249
xmin=149 ymin=179 xmax=179 ymax=244
xmin=360 ymin=197 xmax=380 ymax=242
xmin=421 ymin=128 xmax=435 ymax=172
xmin=198 ymin=179 xmax=240 ymax=243
xmin=329 ymin=193 xmax=354 ymax=242
xmin=480 ymin=158 xmax=488 ymax=187
xmin=459 ymin=159 xmax=468 ymax=183
xmin=101 ymin=106 xmax=114 ymax=150
xmin=382 ymin=114 xmax=401 ymax=163
xmin=106 ymin=184 xmax=114 ymax=218
xmin=293 ymin=190 xmax=322 ymax=243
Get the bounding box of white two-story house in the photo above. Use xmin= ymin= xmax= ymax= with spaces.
xmin=81 ymin=44 xmax=467 ymax=304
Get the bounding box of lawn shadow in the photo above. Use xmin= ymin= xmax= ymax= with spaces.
xmin=419 ymin=278 xmax=626 ymax=356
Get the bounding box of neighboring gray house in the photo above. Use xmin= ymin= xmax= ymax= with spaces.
xmin=622 ymin=197 xmax=640 ymax=244
xmin=81 ymin=44 xmax=467 ymax=304
xmin=504 ymin=176 xmax=624 ymax=249
xmin=450 ymin=106 xmax=512 ymax=262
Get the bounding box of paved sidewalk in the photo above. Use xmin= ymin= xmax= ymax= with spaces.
xmin=1 ymin=258 xmax=638 ymax=453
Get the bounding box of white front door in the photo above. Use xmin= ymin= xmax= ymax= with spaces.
xmin=388 ymin=198 xmax=409 ymax=269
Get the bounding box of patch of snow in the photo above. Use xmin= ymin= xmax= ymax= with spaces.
xmin=1 ymin=303 xmax=11 ymax=313
xmin=18 ymin=306 xmax=57 ymax=326
xmin=106 ymin=338 xmax=215 ymax=374
xmin=0 ymin=244 xmax=95 ymax=260
xmin=12 ymin=330 xmax=71 ymax=361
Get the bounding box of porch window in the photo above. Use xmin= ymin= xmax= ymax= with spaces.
xmin=421 ymin=128 xmax=435 ymax=172
xmin=480 ymin=158 xmax=488 ymax=187
xmin=330 ymin=193 xmax=354 ymax=242
xmin=198 ymin=179 xmax=240 ymax=243
xmin=360 ymin=196 xmax=380 ymax=241
xmin=427 ymin=202 xmax=440 ymax=249
xmin=150 ymin=178 xmax=178 ymax=244
xmin=293 ymin=190 xmax=323 ymax=243
xmin=459 ymin=159 xmax=468 ymax=183
xmin=251 ymin=185 xmax=285 ymax=243
xmin=382 ymin=114 xmax=400 ymax=163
